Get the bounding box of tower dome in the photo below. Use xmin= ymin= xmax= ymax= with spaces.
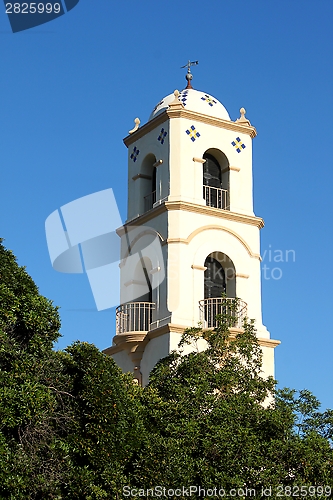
xmin=149 ymin=88 xmax=231 ymax=122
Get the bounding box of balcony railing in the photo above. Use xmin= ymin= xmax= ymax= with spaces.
xmin=203 ymin=186 xmax=228 ymax=209
xmin=199 ymin=297 xmax=247 ymax=329
xmin=116 ymin=302 xmax=155 ymax=334
xmin=144 ymin=191 xmax=156 ymax=212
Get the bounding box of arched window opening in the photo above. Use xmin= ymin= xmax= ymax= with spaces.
xmin=140 ymin=154 xmax=157 ymax=213
xmin=143 ymin=164 xmax=156 ymax=212
xmin=200 ymin=252 xmax=243 ymax=328
xmin=204 ymin=256 xmax=226 ymax=299
xmin=203 ymin=154 xmax=222 ymax=189
xmin=203 ymin=151 xmax=229 ymax=210
xmin=116 ymin=257 xmax=154 ymax=334
xmin=133 ymin=258 xmax=153 ymax=331
xmin=150 ymin=166 xmax=157 ymax=208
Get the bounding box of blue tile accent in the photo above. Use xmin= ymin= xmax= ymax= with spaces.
xmin=231 ymin=137 xmax=246 ymax=153
xmin=130 ymin=146 xmax=140 ymax=162
xmin=201 ymin=94 xmax=217 ymax=107
xmin=178 ymin=89 xmax=189 ymax=107
xmin=158 ymin=128 xmax=167 ymax=144
xmin=186 ymin=125 xmax=200 ymax=142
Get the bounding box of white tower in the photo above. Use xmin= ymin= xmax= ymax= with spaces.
xmin=104 ymin=70 xmax=280 ymax=385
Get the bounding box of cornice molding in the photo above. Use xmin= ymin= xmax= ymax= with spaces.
xmin=124 ymin=113 xmax=169 ymax=146
xmin=166 ymin=108 xmax=257 ymax=138
xmin=165 ymin=201 xmax=264 ymax=229
xmin=103 ymin=325 xmax=280 ymax=357
xmin=122 ymin=201 xmax=264 ymax=230
xmin=257 ymin=338 xmax=281 ymax=348
xmin=123 ymin=108 xmax=257 ymax=147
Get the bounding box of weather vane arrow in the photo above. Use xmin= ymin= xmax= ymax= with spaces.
xmin=181 ymin=60 xmax=198 ymax=89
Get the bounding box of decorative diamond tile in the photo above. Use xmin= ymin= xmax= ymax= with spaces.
xmin=201 ymin=94 xmax=217 ymax=107
xmin=231 ymin=137 xmax=246 ymax=153
xmin=178 ymin=90 xmax=189 ymax=107
xmin=158 ymin=128 xmax=167 ymax=144
xmin=186 ymin=125 xmax=200 ymax=142
xmin=130 ymin=146 xmax=140 ymax=162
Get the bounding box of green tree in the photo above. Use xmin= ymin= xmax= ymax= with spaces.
xmin=1 ymin=239 xmax=332 ymax=499
xmin=59 ymin=341 xmax=145 ymax=499
xmin=131 ymin=313 xmax=333 ymax=497
xmin=0 ymin=240 xmax=144 ymax=499
xmin=0 ymin=239 xmax=69 ymax=498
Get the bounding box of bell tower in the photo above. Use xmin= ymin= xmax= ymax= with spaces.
xmin=104 ymin=70 xmax=280 ymax=385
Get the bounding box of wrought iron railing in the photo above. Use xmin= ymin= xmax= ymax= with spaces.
xmin=116 ymin=302 xmax=155 ymax=334
xmin=144 ymin=191 xmax=156 ymax=212
xmin=203 ymin=186 xmax=228 ymax=209
xmin=199 ymin=297 xmax=247 ymax=329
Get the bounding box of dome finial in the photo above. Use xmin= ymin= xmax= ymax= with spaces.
xmin=128 ymin=117 xmax=140 ymax=134
xmin=236 ymin=107 xmax=251 ymax=126
xmin=181 ymin=60 xmax=199 ymax=89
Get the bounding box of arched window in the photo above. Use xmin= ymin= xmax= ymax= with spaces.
xmin=141 ymin=154 xmax=157 ymax=212
xmin=203 ymin=153 xmax=222 ymax=188
xmin=203 ymin=152 xmax=229 ymax=209
xmin=133 ymin=257 xmax=153 ymax=304
xmin=125 ymin=258 xmax=153 ymax=332
xmin=204 ymin=256 xmax=226 ymax=299
xmin=151 ymin=165 xmax=157 ymax=207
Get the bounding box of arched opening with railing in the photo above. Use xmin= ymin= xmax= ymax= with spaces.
xmin=199 ymin=251 xmax=246 ymax=328
xmin=140 ymin=153 xmax=157 ymax=213
xmin=116 ymin=256 xmax=155 ymax=334
xmin=203 ymin=149 xmax=229 ymax=210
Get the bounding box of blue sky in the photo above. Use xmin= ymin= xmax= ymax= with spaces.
xmin=0 ymin=1 xmax=332 ymax=410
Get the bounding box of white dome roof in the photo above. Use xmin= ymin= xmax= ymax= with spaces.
xmin=149 ymin=88 xmax=230 ymax=121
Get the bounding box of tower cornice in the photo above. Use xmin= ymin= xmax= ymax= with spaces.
xmin=165 ymin=201 xmax=264 ymax=228
xmin=104 ymin=325 xmax=280 ymax=359
xmin=119 ymin=200 xmax=264 ymax=234
xmin=124 ymin=108 xmax=257 ymax=147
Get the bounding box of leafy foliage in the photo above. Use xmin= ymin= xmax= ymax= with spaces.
xmin=133 ymin=318 xmax=333 ymax=492
xmin=0 ymin=239 xmax=332 ymax=499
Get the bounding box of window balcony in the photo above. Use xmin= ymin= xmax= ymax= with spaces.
xmin=144 ymin=190 xmax=156 ymax=212
xmin=199 ymin=297 xmax=247 ymax=329
xmin=116 ymin=302 xmax=155 ymax=334
xmin=203 ymin=185 xmax=228 ymax=210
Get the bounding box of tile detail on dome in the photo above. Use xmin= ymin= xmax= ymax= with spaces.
xmin=186 ymin=125 xmax=200 ymax=142
xmin=130 ymin=146 xmax=140 ymax=162
xmin=178 ymin=90 xmax=189 ymax=107
xmin=157 ymin=128 xmax=167 ymax=144
xmin=231 ymin=137 xmax=246 ymax=153
xmin=201 ymin=94 xmax=217 ymax=107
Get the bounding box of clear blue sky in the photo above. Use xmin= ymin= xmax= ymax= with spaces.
xmin=1 ymin=1 xmax=332 ymax=409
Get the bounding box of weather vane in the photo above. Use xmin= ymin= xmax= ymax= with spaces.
xmin=181 ymin=60 xmax=199 ymax=89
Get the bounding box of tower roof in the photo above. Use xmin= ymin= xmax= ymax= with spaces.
xmin=149 ymin=88 xmax=231 ymax=122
